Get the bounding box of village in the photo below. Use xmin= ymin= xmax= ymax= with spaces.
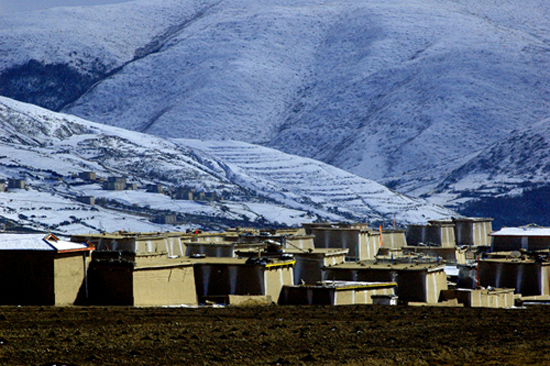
xmin=0 ymin=216 xmax=548 ymax=309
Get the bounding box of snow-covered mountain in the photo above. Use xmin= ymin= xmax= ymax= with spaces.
xmin=1 ymin=0 xmax=548 ymax=227
xmin=426 ymin=118 xmax=550 ymax=227
xmin=0 ymin=96 xmax=453 ymax=234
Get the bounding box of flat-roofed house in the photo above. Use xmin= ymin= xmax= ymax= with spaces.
xmin=381 ymin=229 xmax=407 ymax=249
xmin=401 ymin=246 xmax=467 ymax=265
xmin=78 ymin=171 xmax=97 ymax=181
xmin=185 ymin=241 xmax=266 ymax=258
xmin=453 ymin=217 xmax=493 ymax=247
xmin=490 ymin=226 xmax=550 ymax=252
xmin=0 ymin=233 xmax=93 ymax=306
xmin=287 ymin=248 xmax=349 ymax=285
xmin=88 ymin=252 xmax=197 ymax=306
xmin=191 ymin=256 xmax=295 ymax=304
xmin=406 ymin=220 xmax=456 ymax=248
xmin=478 ymin=254 xmax=550 ymax=298
xmin=8 ymin=179 xmax=25 ymax=189
xmin=309 ymin=224 xmax=380 ymax=262
xmin=323 ymin=261 xmax=448 ymax=304
xmin=104 ymin=177 xmax=126 ymax=191
xmin=71 ymin=232 xmax=197 ymax=306
xmin=302 ymin=222 xmax=370 ymax=235
xmin=71 ymin=231 xmax=187 ymax=258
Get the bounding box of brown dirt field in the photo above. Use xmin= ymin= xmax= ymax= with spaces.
xmin=0 ymin=305 xmax=549 ymax=365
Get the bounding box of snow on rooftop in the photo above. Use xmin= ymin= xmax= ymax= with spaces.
xmin=43 ymin=235 xmax=90 ymax=251
xmin=0 ymin=234 xmax=89 ymax=251
xmin=444 ymin=265 xmax=460 ymax=277
xmin=0 ymin=234 xmax=53 ymax=250
xmin=490 ymin=227 xmax=550 ymax=237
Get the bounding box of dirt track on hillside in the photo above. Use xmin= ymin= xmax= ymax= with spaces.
xmin=0 ymin=305 xmax=549 ymax=365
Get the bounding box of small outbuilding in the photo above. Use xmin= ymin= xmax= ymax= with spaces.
xmin=278 ymin=280 xmax=397 ymax=306
xmin=440 ymin=288 xmax=515 ymax=308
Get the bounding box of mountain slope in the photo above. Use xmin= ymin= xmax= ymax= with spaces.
xmin=426 ymin=118 xmax=550 ymax=227
xmin=0 ymin=96 xmax=454 ymax=233
xmin=180 ymin=139 xmax=452 ymax=224
xmin=1 ymin=0 xmax=549 ymax=199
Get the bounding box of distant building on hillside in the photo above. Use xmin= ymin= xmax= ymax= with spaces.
xmin=8 ymin=179 xmax=26 ymax=190
xmin=104 ymin=177 xmax=126 ymax=191
xmin=78 ymin=171 xmax=97 ymax=181
xmin=175 ymin=187 xmax=194 ymax=200
xmin=153 ymin=214 xmax=177 ymax=225
xmin=203 ymin=192 xmax=218 ymax=201
xmin=146 ymin=184 xmax=165 ymax=194
xmin=77 ymin=196 xmax=95 ymax=205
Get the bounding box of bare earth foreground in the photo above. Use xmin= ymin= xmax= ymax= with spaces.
xmin=0 ymin=305 xmax=549 ymax=365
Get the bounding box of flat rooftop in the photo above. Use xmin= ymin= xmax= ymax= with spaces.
xmin=285 ymin=248 xmax=349 ymax=256
xmin=288 ymin=280 xmax=397 ymax=290
xmin=490 ymin=227 xmax=550 ymax=237
xmin=0 ymin=233 xmax=91 ymax=252
xmin=479 ymin=257 xmax=550 ymax=265
xmin=187 ymin=256 xmax=296 ymax=268
xmin=325 ymin=260 xmax=446 ymax=272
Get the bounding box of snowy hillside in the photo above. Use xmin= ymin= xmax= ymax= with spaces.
xmin=426 ymin=118 xmax=550 ymax=227
xmin=0 ymin=97 xmax=454 ymax=234
xmin=1 ymin=0 xmax=548 ymax=201
xmin=180 ymin=139 xmax=452 ymax=224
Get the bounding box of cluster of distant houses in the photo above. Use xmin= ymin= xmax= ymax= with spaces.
xmin=1 ymin=217 xmax=549 ymax=308
xmin=2 ymin=172 xmax=219 ymax=226
xmin=78 ymin=171 xmax=218 ymax=202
